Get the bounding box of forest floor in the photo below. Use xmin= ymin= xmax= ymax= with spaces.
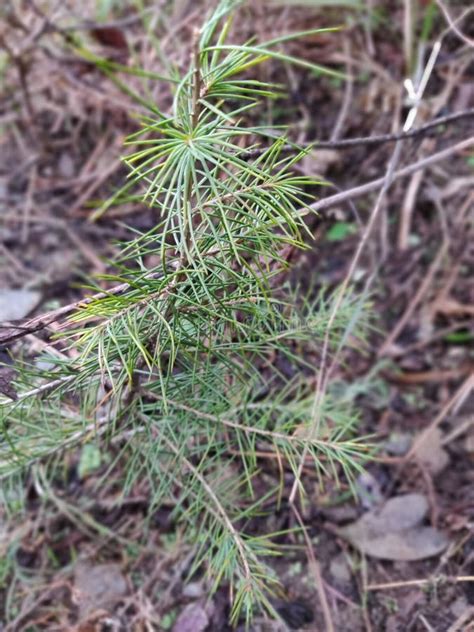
xmin=0 ymin=1 xmax=473 ymax=630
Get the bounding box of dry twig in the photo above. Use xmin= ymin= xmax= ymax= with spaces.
xmin=310 ymin=136 xmax=474 ymax=214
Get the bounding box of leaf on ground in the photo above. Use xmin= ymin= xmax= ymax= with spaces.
xmin=326 ymin=221 xmax=356 ymax=242
xmin=0 ymin=288 xmax=41 ymax=322
xmin=337 ymin=493 xmax=449 ymax=561
xmin=433 ymin=298 xmax=474 ymax=317
xmin=412 ymin=427 xmax=450 ymax=475
xmin=78 ymin=444 xmax=102 ymax=479
xmin=301 ymin=148 xmax=340 ymax=176
xmin=329 ymin=553 xmax=351 ymax=584
xmin=91 ymin=26 xmax=128 ymax=50
xmin=74 ymin=563 xmax=128 ymax=618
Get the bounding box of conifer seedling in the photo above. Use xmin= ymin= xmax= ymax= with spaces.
xmin=0 ymin=1 xmax=371 ymax=625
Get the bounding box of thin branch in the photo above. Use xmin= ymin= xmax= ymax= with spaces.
xmin=246 ymin=108 xmax=474 ymax=154
xmin=309 ymin=136 xmax=474 ymax=213
xmin=0 ymin=272 xmax=162 ymax=345
xmin=379 ymin=234 xmax=450 ymax=355
xmin=330 ymin=37 xmax=353 ymax=142
xmin=436 ymin=0 xmax=474 ymax=48
xmin=367 ymin=576 xmax=474 ymax=591
xmin=315 ymin=107 xmax=474 ymax=149
xmin=3 ymin=375 xmax=76 ymax=403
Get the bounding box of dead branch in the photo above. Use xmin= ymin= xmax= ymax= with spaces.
xmin=247 ymin=108 xmax=474 ymax=154
xmin=310 ymin=136 xmax=474 ymax=213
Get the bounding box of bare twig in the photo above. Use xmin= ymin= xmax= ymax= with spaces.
xmin=0 ymin=375 xmax=76 ymax=403
xmin=310 ymin=136 xmax=474 ymax=214
xmin=0 ymin=272 xmax=162 ymax=345
xmin=397 ymin=147 xmax=429 ymax=250
xmin=380 ymin=238 xmax=449 ymax=355
xmin=442 ymin=415 xmax=474 ymax=446
xmin=330 ymin=38 xmax=353 ymax=142
xmin=447 ymin=607 xmax=474 ymax=632
xmin=436 ymin=0 xmax=474 ymax=48
xmin=367 ymin=576 xmax=474 ymax=591
xmin=247 ymin=108 xmax=474 ymax=154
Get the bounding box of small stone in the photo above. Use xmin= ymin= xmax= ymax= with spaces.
xmin=413 ymin=427 xmax=450 ymax=475
xmin=182 ymin=582 xmax=204 ymax=599
xmin=385 ymin=432 xmax=412 ymax=456
xmin=172 ymin=602 xmax=210 ymax=632
xmin=329 ymin=553 xmax=351 ymax=584
xmin=35 ymin=358 xmax=56 ymax=371
xmin=58 ymin=153 xmax=75 ymax=178
xmin=74 ymin=563 xmax=128 ymax=618
xmin=450 ymin=596 xmax=468 ymax=618
xmin=0 ymin=288 xmax=41 ymax=321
